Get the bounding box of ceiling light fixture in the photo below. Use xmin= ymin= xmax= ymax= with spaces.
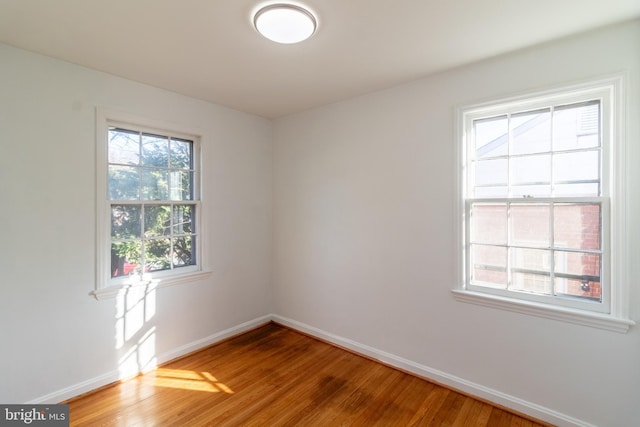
xmin=253 ymin=3 xmax=317 ymax=44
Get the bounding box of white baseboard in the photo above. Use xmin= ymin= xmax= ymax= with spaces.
xmin=27 ymin=314 xmax=272 ymax=404
xmin=27 ymin=312 xmax=594 ymax=427
xmin=155 ymin=315 xmax=271 ymax=364
xmin=271 ymin=314 xmax=595 ymax=427
xmin=26 ymin=370 xmax=122 ymax=406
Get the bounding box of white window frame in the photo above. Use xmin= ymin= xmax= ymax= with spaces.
xmin=93 ymin=108 xmax=211 ymax=300
xmin=453 ymin=75 xmax=634 ymax=333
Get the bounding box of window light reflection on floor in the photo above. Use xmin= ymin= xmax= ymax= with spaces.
xmin=144 ymin=368 xmax=234 ymax=394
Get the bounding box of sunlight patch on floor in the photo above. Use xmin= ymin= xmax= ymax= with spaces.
xmin=144 ymin=368 xmax=235 ymax=394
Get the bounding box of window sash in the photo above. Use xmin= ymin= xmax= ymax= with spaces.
xmin=467 ymin=100 xmax=603 ymax=199
xmin=108 ymin=126 xmax=197 ymax=202
xmin=110 ymin=200 xmax=200 ymax=282
xmin=464 ymin=197 xmax=609 ymax=313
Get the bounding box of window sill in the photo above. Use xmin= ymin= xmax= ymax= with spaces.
xmin=91 ymin=271 xmax=212 ymax=300
xmin=451 ymin=289 xmax=634 ymax=333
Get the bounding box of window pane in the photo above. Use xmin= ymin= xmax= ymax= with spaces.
xmin=471 ymin=244 xmax=507 ymax=289
xmin=475 ymin=159 xmax=507 ymax=187
xmin=510 ymin=246 xmax=551 ymax=294
xmin=553 ymin=150 xmax=599 ymax=183
xmin=555 ymin=251 xmax=600 ymax=279
xmin=141 ymin=169 xmax=169 ymax=200
xmin=142 ymin=133 xmax=169 ymax=168
xmin=475 ymin=116 xmax=508 ymax=159
xmin=554 ymin=204 xmax=601 ymax=250
xmin=510 ymin=184 xmax=551 ymax=198
xmin=474 ymin=186 xmax=508 ymax=198
xmin=511 ymin=271 xmax=551 ymax=295
xmin=555 ymin=249 xmax=601 ymax=301
xmin=173 ymin=236 xmax=195 ymax=268
xmin=553 ymin=183 xmax=599 ymax=197
xmin=171 ymin=138 xmax=193 ymax=169
xmin=511 ymin=109 xmax=551 ymax=155
xmin=170 ymin=170 xmax=193 ymax=201
xmin=173 ymin=205 xmax=195 ymax=234
xmin=510 ymin=204 xmax=550 ymax=247
xmin=510 ymin=154 xmax=550 ymax=185
xmin=553 ymin=102 xmax=600 ymax=151
xmin=111 ymin=204 xmax=141 ymax=239
xmin=554 ymin=279 xmax=601 ymax=302
xmin=511 ymin=247 xmax=551 ymax=273
xmin=471 ymin=203 xmax=507 ymax=245
xmin=111 ymin=241 xmax=141 ymax=278
xmin=144 ymin=205 xmax=171 ymax=237
xmin=109 ymin=165 xmax=140 ymax=200
xmin=109 ymin=128 xmax=140 ymax=165
xmin=144 ymin=238 xmax=171 ymax=272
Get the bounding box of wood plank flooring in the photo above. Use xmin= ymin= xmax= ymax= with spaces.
xmin=66 ymin=323 xmax=550 ymax=426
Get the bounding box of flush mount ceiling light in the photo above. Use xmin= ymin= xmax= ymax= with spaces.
xmin=253 ymin=3 xmax=317 ymax=44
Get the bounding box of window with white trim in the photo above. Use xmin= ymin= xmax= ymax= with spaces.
xmin=455 ymin=76 xmax=633 ymax=331
xmin=95 ymin=110 xmax=208 ymax=298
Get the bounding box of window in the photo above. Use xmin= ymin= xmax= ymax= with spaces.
xmin=454 ymin=76 xmax=633 ymax=332
xmin=94 ymin=110 xmax=209 ymax=299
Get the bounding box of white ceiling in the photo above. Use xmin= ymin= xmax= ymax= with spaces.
xmin=1 ymin=0 xmax=638 ymax=118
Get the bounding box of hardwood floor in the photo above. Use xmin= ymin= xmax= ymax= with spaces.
xmin=66 ymin=323 xmax=550 ymax=426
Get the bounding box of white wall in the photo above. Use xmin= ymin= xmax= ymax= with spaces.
xmin=0 ymin=44 xmax=273 ymax=403
xmin=1 ymin=19 xmax=638 ymax=426
xmin=273 ymin=20 xmax=640 ymax=427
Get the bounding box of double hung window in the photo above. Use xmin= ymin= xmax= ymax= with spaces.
xmin=95 ymin=110 xmax=207 ymax=298
xmin=108 ymin=127 xmax=198 ymax=278
xmin=456 ymin=77 xmax=632 ymax=331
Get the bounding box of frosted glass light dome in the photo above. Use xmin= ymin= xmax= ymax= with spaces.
xmin=254 ymin=4 xmax=317 ymax=44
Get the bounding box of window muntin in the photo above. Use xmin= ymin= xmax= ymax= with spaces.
xmin=464 ymin=95 xmax=609 ymax=312
xmin=107 ymin=126 xmax=200 ymax=284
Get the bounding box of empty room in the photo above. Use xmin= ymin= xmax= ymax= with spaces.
xmin=0 ymin=1 xmax=639 ymax=426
